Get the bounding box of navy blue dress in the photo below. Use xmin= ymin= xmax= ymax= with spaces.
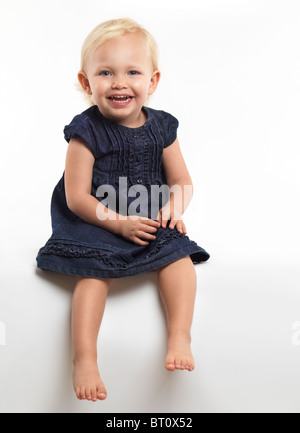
xmin=36 ymin=105 xmax=210 ymax=279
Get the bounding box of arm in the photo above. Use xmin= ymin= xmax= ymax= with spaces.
xmin=161 ymin=138 xmax=193 ymax=221
xmin=64 ymin=138 xmax=121 ymax=235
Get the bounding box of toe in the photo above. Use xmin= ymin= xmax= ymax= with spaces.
xmin=183 ymin=359 xmax=191 ymax=370
xmin=86 ymin=387 xmax=92 ymax=401
xmin=75 ymin=387 xmax=81 ymax=400
xmin=90 ymin=388 xmax=98 ymax=402
xmin=98 ymin=392 xmax=107 ymax=400
xmin=79 ymin=386 xmax=86 ymax=400
xmin=166 ymin=363 xmax=176 ymax=371
xmin=165 ymin=357 xmax=176 ymax=371
xmin=187 ymin=361 xmax=194 ymax=371
xmin=175 ymin=358 xmax=181 ymax=369
xmin=97 ymin=383 xmax=107 ymax=400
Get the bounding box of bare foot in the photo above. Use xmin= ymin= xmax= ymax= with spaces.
xmin=73 ymin=358 xmax=107 ymax=402
xmin=165 ymin=332 xmax=195 ymax=372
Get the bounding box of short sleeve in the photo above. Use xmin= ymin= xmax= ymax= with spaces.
xmin=63 ymin=114 xmax=98 ymax=157
xmin=162 ymin=111 xmax=179 ymax=149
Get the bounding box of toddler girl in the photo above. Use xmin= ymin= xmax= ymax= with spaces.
xmin=36 ymin=18 xmax=210 ymax=402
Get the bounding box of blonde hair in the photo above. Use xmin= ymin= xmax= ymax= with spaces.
xmin=77 ymin=18 xmax=159 ymax=106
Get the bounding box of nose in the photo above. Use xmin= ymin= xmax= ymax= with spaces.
xmin=112 ymin=74 xmax=128 ymax=90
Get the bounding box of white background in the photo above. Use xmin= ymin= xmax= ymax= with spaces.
xmin=0 ymin=0 xmax=300 ymax=413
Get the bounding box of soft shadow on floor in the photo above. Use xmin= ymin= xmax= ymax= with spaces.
xmin=35 ymin=267 xmax=76 ymax=294
xmin=34 ymin=267 xmax=164 ymax=309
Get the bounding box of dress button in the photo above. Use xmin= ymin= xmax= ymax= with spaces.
xmin=136 ymin=179 xmax=143 ymax=184
xmin=136 ymin=155 xmax=142 ymax=162
xmin=133 ymin=134 xmax=138 ymax=139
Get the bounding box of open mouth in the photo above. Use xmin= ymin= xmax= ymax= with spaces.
xmin=108 ymin=95 xmax=134 ymax=105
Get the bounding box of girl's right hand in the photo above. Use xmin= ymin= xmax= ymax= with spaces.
xmin=118 ymin=215 xmax=160 ymax=246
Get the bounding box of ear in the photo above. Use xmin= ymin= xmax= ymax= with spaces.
xmin=148 ymin=70 xmax=161 ymax=96
xmin=78 ymin=71 xmax=92 ymax=95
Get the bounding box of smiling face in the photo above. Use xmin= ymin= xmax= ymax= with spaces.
xmin=78 ymin=32 xmax=160 ymax=128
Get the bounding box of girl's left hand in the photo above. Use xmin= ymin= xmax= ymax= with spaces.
xmin=156 ymin=202 xmax=187 ymax=234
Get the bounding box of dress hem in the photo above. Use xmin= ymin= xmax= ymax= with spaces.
xmin=36 ymin=245 xmax=210 ymax=279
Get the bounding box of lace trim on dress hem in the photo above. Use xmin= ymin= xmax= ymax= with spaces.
xmin=145 ymin=229 xmax=196 ymax=259
xmin=38 ymin=229 xmax=198 ymax=268
xmin=38 ymin=243 xmax=129 ymax=268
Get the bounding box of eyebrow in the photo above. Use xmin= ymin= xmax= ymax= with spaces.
xmin=94 ymin=64 xmax=144 ymax=73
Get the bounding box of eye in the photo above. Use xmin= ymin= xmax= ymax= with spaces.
xmin=128 ymin=70 xmax=140 ymax=76
xmin=99 ymin=71 xmax=112 ymax=76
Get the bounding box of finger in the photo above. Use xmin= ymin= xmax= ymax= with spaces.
xmin=160 ymin=209 xmax=170 ymax=224
xmin=161 ymin=218 xmax=169 ymax=228
xmin=153 ymin=212 xmax=160 ymax=224
xmin=169 ymin=218 xmax=180 ymax=230
xmin=146 ymin=218 xmax=161 ymax=227
xmin=157 ymin=214 xmax=162 ymax=226
xmin=176 ymin=223 xmax=184 ymax=233
xmin=169 ymin=218 xmax=176 ymax=229
xmin=173 ymin=219 xmax=183 ymax=231
xmin=137 ymin=231 xmax=156 ymax=241
xmin=157 ymin=209 xmax=165 ymax=226
xmin=177 ymin=220 xmax=187 ymax=233
xmin=142 ymin=224 xmax=158 ymax=234
xmin=132 ymin=216 xmax=160 ymax=228
xmin=133 ymin=236 xmax=149 ymax=246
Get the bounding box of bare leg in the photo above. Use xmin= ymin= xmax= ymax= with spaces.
xmin=72 ymin=276 xmax=113 ymax=401
xmin=157 ymin=256 xmax=197 ymax=371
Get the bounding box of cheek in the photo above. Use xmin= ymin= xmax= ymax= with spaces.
xmin=91 ymin=78 xmax=109 ymax=95
xmin=131 ymin=79 xmax=151 ymax=95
